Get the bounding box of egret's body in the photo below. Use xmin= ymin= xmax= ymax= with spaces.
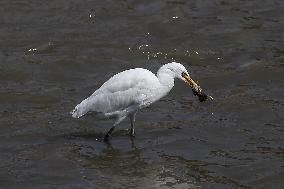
xmin=71 ymin=62 xmax=211 ymax=140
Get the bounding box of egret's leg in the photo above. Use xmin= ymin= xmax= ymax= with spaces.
xmin=104 ymin=126 xmax=115 ymax=141
xmin=104 ymin=115 xmax=126 ymax=141
xmin=130 ymin=112 xmax=137 ymax=137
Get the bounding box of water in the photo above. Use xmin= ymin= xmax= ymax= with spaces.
xmin=1 ymin=0 xmax=284 ymax=188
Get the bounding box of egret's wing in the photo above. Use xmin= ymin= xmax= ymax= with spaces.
xmin=89 ymin=80 xmax=152 ymax=114
xmin=92 ymin=68 xmax=158 ymax=96
xmin=71 ymin=68 xmax=158 ymax=118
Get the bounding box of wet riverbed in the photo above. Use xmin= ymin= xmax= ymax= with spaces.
xmin=1 ymin=0 xmax=284 ymax=188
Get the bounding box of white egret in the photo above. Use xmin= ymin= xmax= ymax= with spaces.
xmin=71 ymin=62 xmax=212 ymax=140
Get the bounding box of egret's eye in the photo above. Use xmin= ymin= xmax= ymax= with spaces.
xmin=181 ymin=72 xmax=187 ymax=77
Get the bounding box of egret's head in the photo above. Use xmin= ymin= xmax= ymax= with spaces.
xmin=163 ymin=62 xmax=199 ymax=89
xmin=163 ymin=62 xmax=213 ymax=102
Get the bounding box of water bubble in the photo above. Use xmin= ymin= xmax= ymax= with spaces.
xmin=28 ymin=48 xmax=37 ymax=52
xmin=89 ymin=10 xmax=95 ymax=18
xmin=138 ymin=44 xmax=149 ymax=50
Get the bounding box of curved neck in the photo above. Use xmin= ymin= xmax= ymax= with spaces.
xmin=156 ymin=67 xmax=175 ymax=94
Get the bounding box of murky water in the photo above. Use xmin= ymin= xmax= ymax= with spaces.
xmin=1 ymin=0 xmax=284 ymax=188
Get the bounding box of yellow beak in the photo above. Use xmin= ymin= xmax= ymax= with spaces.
xmin=182 ymin=73 xmax=214 ymax=101
xmin=182 ymin=73 xmax=199 ymax=89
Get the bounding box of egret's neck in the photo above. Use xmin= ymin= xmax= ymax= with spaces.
xmin=156 ymin=68 xmax=175 ymax=93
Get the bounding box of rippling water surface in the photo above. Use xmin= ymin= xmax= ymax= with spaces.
xmin=1 ymin=0 xmax=284 ymax=188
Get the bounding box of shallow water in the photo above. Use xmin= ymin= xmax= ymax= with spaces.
xmin=1 ymin=0 xmax=284 ymax=188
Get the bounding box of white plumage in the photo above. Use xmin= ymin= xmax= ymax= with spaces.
xmin=71 ymin=62 xmax=210 ymax=140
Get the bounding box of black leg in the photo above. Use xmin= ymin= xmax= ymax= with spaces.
xmin=130 ymin=129 xmax=135 ymax=137
xmin=130 ymin=114 xmax=136 ymax=138
xmin=104 ymin=126 xmax=115 ymax=141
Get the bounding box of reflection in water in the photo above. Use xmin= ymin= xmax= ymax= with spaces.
xmin=69 ymin=136 xmax=253 ymax=188
xmin=69 ymin=138 xmax=202 ymax=188
xmin=71 ymin=139 xmax=151 ymax=188
xmin=160 ymin=155 xmax=251 ymax=189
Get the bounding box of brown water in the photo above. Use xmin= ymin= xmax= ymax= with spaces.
xmin=1 ymin=0 xmax=284 ymax=188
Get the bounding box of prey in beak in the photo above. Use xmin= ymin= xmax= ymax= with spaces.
xmin=182 ymin=72 xmax=213 ymax=102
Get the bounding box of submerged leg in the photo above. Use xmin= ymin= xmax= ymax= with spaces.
xmin=104 ymin=126 xmax=115 ymax=141
xmin=129 ymin=112 xmax=137 ymax=137
xmin=103 ymin=115 xmax=126 ymax=141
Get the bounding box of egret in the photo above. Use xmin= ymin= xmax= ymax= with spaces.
xmin=71 ymin=62 xmax=212 ymax=140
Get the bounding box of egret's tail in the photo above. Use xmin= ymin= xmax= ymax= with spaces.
xmin=70 ymin=107 xmax=83 ymax=118
xmin=70 ymin=98 xmax=91 ymax=118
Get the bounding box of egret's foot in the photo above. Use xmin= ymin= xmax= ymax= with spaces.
xmin=104 ymin=126 xmax=115 ymax=141
xmin=125 ymin=128 xmax=135 ymax=137
xmin=103 ymin=134 xmax=110 ymax=141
